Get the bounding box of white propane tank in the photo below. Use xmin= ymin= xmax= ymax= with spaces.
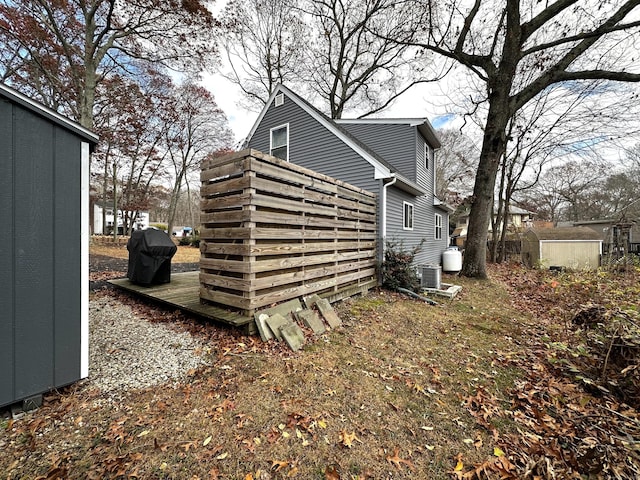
xmin=442 ymin=247 xmax=463 ymax=273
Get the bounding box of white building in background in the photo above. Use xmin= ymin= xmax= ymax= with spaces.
xmin=92 ymin=203 xmax=149 ymax=235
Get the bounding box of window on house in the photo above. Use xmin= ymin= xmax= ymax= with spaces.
xmin=403 ymin=202 xmax=414 ymax=230
xmin=435 ymin=213 xmax=442 ymax=240
xmin=270 ymin=124 xmax=289 ymax=161
xmin=424 ymin=142 xmax=432 ymax=169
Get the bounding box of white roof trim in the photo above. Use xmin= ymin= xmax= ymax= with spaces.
xmin=243 ymin=84 xmax=392 ymax=179
xmin=0 ymin=82 xmax=98 ymax=143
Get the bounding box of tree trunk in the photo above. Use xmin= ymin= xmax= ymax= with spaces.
xmin=461 ymin=103 xmax=511 ymax=278
xmin=167 ymin=172 xmax=185 ymax=238
xmin=112 ymin=162 xmax=118 ymax=240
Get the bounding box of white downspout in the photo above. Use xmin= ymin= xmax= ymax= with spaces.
xmin=381 ymin=175 xmax=397 ymax=253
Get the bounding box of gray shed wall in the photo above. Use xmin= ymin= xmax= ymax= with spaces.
xmin=0 ymin=96 xmax=87 ymax=407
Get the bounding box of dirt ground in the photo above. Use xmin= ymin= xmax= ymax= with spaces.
xmin=89 ymin=246 xmax=199 ymax=290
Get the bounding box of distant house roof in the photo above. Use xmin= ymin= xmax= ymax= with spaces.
xmin=0 ymin=82 xmax=98 ymax=146
xmin=242 ymin=84 xmax=440 ymax=196
xmin=527 ymin=227 xmax=602 ymax=241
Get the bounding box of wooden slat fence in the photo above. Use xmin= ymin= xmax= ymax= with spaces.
xmin=199 ymin=149 xmax=378 ymax=318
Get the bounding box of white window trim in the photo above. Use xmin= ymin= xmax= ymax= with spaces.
xmin=403 ymin=201 xmax=414 ymax=231
xmin=435 ymin=213 xmax=442 ymax=240
xmin=270 ymin=123 xmax=289 ymax=161
xmin=424 ymin=142 xmax=430 ymax=170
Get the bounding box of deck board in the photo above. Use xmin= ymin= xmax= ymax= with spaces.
xmin=108 ymin=272 xmax=254 ymax=329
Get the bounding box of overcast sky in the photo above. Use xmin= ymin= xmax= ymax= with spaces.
xmin=201 ymin=72 xmax=462 ymax=145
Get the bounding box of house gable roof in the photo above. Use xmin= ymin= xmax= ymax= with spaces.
xmin=243 ymin=84 xmax=428 ymax=196
xmin=0 ymin=82 xmax=98 ymax=146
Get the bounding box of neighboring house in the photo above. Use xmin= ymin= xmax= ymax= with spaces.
xmin=452 ymin=204 xmax=535 ymax=248
xmin=92 ymin=202 xmax=149 ymax=235
xmin=243 ymin=84 xmax=452 ymax=266
xmin=521 ymin=227 xmax=603 ymax=270
xmin=568 ymin=218 xmax=639 ymax=254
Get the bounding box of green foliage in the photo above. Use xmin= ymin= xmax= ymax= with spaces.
xmin=149 ymin=223 xmax=167 ymax=232
xmin=190 ymin=236 xmax=200 ymax=248
xmin=381 ymin=239 xmax=424 ymax=292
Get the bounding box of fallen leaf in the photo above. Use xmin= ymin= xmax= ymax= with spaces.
xmin=203 ymin=435 xmax=212 ymax=447
xmin=493 ymin=446 xmax=505 ymax=457
xmin=338 ymin=430 xmax=361 ymax=448
xmin=272 ymin=460 xmax=289 ymax=472
xmin=216 ymin=452 xmax=228 ymax=460
xmin=325 ymin=465 xmax=341 ymax=480
xmin=454 ymin=453 xmax=464 ymax=471
xmin=386 ymin=447 xmax=415 ymax=471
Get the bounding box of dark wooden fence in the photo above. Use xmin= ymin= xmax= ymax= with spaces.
xmin=487 ymin=240 xmax=521 ymax=261
xmin=199 ymin=149 xmax=378 ymax=318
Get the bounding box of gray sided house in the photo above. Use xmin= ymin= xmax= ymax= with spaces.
xmin=1 ymin=83 xmax=98 ymax=408
xmin=243 ymin=85 xmax=451 ymax=266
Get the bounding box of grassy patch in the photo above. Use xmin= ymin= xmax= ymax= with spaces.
xmin=1 ymin=274 xmax=527 ymax=479
xmin=91 ymin=243 xmax=200 ymax=263
xmin=5 ymin=263 xmax=638 ymax=478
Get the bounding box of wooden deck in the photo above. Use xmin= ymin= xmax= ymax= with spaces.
xmin=108 ymin=272 xmax=255 ymax=333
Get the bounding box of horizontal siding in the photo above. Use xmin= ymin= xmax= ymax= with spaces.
xmin=247 ymin=94 xmax=378 ymax=195
xmin=340 ymin=123 xmax=416 ymax=181
xmin=386 ymin=187 xmax=448 ymax=266
xmin=415 ymin=132 xmax=434 ymax=198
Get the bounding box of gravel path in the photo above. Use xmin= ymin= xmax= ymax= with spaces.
xmin=88 ymin=295 xmax=210 ymax=400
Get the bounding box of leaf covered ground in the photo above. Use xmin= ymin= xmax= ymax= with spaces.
xmin=1 ymin=250 xmax=639 ymax=479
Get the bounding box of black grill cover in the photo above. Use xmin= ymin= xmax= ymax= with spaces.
xmin=127 ymin=229 xmax=177 ymax=285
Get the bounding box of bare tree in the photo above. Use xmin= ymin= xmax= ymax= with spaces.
xmin=162 ymin=81 xmax=235 ymax=236
xmin=302 ymin=0 xmax=437 ymax=118
xmin=0 ymin=0 xmax=216 ymax=128
xmin=435 ymin=128 xmax=479 ymax=203
xmin=398 ymin=0 xmax=640 ymax=277
xmin=93 ymin=68 xmax=175 ymax=236
xmin=219 ymin=0 xmax=307 ymax=109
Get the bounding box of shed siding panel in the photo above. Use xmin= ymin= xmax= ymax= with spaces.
xmin=247 ymin=94 xmax=379 ymax=194
xmin=387 ymin=187 xmax=447 ymax=266
xmin=54 ymin=129 xmax=82 ymax=385
xmin=13 ymin=108 xmax=55 ymax=398
xmin=0 ymin=99 xmax=15 ymax=406
xmin=339 ymin=123 xmax=416 ymax=179
xmin=541 ymin=241 xmax=601 ymax=269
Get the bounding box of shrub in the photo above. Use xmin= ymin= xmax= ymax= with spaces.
xmin=149 ymin=223 xmax=168 ymax=232
xmin=381 ymin=239 xmax=424 ymax=292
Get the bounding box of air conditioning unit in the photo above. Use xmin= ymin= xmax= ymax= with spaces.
xmin=421 ymin=265 xmax=441 ymax=289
